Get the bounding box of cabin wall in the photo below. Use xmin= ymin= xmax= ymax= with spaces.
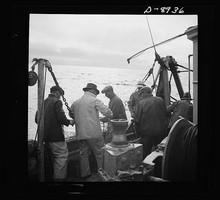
xmin=193 ymin=38 xmax=198 ymax=124
xmin=186 ymin=26 xmax=198 ymax=124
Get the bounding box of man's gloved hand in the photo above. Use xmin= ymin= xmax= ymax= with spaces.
xmin=69 ymin=119 xmax=75 ymax=126
xmin=100 ymin=117 xmax=109 ymax=123
xmin=68 ymin=111 xmax=74 ymax=119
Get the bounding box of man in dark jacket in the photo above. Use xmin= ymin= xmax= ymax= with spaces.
xmin=35 ymin=86 xmax=74 ymax=181
xmin=167 ymin=92 xmax=193 ymax=130
xmin=128 ymin=80 xmax=146 ymax=118
xmin=101 ymin=85 xmax=127 ymax=120
xmin=134 ymin=86 xmax=169 ymax=158
xmin=101 ymin=85 xmax=127 ymax=143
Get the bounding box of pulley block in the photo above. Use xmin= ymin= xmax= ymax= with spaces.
xmin=28 ymin=71 xmax=38 ymax=86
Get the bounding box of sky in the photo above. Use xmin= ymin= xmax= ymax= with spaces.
xmin=29 ymin=14 xmax=197 ymax=69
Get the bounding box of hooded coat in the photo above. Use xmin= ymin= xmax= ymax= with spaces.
xmin=135 ymin=94 xmax=169 ymax=137
xmin=35 ymin=93 xmax=70 ymax=142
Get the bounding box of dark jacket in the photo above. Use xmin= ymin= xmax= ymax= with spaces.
xmin=36 ymin=94 xmax=70 ymax=142
xmin=134 ymin=94 xmax=169 ymax=137
xmin=127 ymin=90 xmax=142 ymax=118
xmin=167 ymin=100 xmax=193 ymax=128
xmin=109 ymin=95 xmax=127 ymax=120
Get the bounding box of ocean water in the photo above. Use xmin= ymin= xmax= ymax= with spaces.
xmin=28 ymin=64 xmax=192 ymax=140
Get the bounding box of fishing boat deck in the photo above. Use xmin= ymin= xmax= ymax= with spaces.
xmin=66 ymin=173 xmax=103 ymax=182
xmin=65 ymin=136 xmax=167 ymax=182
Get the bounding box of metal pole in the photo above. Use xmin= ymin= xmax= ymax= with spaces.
xmin=37 ymin=59 xmax=46 ymax=182
xmin=162 ymin=68 xmax=170 ymax=106
xmin=188 ymin=54 xmax=193 ymax=95
xmin=186 ymin=26 xmax=198 ymax=124
xmin=170 ymin=66 xmax=184 ymax=99
xmin=151 ymin=66 xmax=161 ymax=91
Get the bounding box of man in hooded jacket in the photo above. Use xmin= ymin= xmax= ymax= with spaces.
xmin=127 ymin=80 xmax=146 ymax=118
xmin=134 ymin=86 xmax=169 ymax=158
xmin=35 ymin=86 xmax=74 ymax=181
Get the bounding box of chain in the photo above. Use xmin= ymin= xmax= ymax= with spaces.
xmin=61 ymin=95 xmax=74 ymax=119
xmin=44 ymin=60 xmax=74 ymax=119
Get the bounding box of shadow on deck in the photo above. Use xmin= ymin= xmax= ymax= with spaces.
xmin=66 ymin=137 xmax=101 ymax=182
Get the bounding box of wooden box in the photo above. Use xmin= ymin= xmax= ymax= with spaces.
xmin=103 ymin=143 xmax=143 ymax=177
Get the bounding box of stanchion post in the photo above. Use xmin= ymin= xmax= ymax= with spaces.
xmin=186 ymin=26 xmax=198 ymax=124
xmin=162 ymin=68 xmax=170 ymax=106
xmin=37 ymin=59 xmax=46 ymax=181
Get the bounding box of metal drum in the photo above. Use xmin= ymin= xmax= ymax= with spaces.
xmin=109 ymin=119 xmax=129 ymax=148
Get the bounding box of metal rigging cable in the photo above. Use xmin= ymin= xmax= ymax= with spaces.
xmin=127 ymin=32 xmax=187 ymax=64
xmin=140 ymin=15 xmax=158 ymax=84
xmin=142 ymin=59 xmax=156 ymax=83
xmin=145 ymin=15 xmax=157 ymax=54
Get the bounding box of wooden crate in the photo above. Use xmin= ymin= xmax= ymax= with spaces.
xmin=103 ymin=143 xmax=143 ymax=177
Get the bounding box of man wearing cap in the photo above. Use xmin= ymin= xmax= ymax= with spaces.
xmin=101 ymin=85 xmax=127 ymax=120
xmin=70 ymin=83 xmax=113 ymax=179
xmin=35 ymin=85 xmax=74 ymax=181
xmin=101 ymin=85 xmax=127 ymax=143
xmin=167 ymin=92 xmax=193 ymax=130
xmin=134 ymin=86 xmax=169 ymax=158
xmin=127 ymin=80 xmax=146 ymax=118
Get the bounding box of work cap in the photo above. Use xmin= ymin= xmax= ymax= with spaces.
xmin=136 ymin=80 xmax=146 ymax=88
xmin=83 ymin=83 xmax=100 ymax=95
xmin=140 ymin=86 xmax=152 ymax=94
xmin=101 ymin=85 xmax=113 ymax=93
xmin=50 ymin=86 xmax=64 ymax=95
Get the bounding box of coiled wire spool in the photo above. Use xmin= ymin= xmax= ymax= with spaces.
xmin=183 ymin=124 xmax=198 ymax=180
xmin=162 ymin=118 xmax=197 ymax=181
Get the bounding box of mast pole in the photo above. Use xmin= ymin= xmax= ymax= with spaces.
xmin=188 ymin=54 xmax=193 ymax=96
xmin=37 ymin=59 xmax=46 ymax=181
xmin=145 ymin=15 xmax=170 ymax=106
xmin=151 ymin=66 xmax=161 ymax=91
xmin=162 ymin=67 xmax=170 ymax=106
